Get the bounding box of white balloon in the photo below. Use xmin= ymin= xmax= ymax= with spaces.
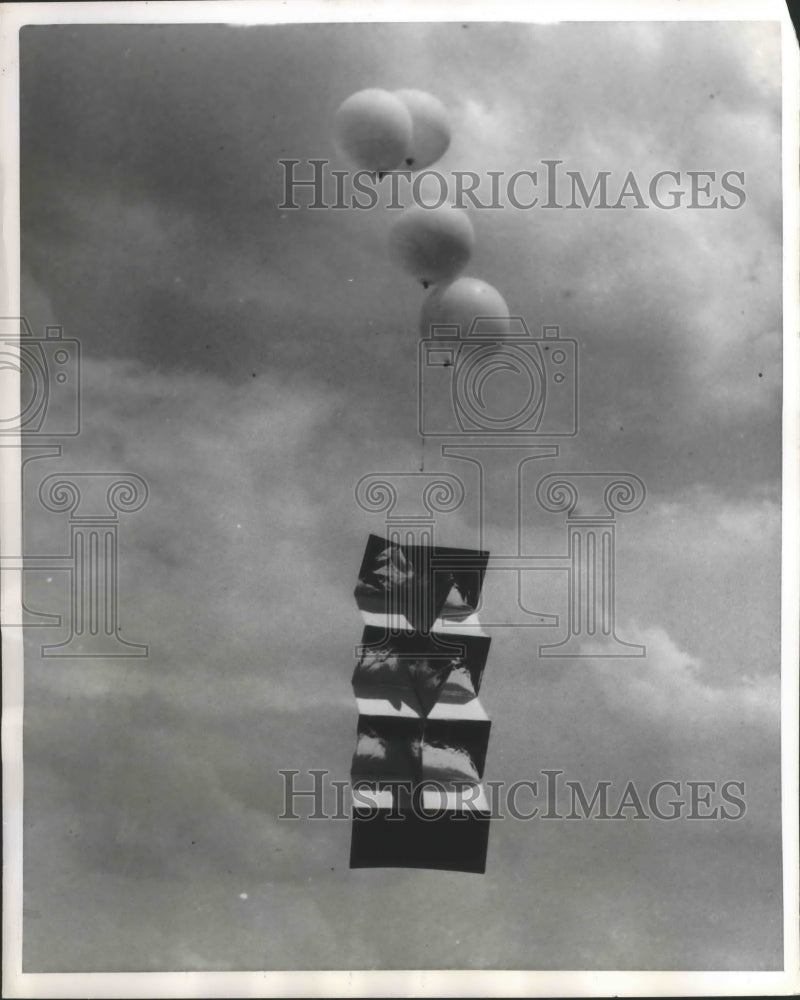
xmin=394 ymin=89 xmax=451 ymax=170
xmin=334 ymin=89 xmax=412 ymax=174
xmin=420 ymin=277 xmax=510 ymax=337
xmin=388 ymin=205 xmax=474 ymax=287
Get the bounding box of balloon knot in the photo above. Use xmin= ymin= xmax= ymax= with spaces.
xmin=422 ymin=280 xmax=429 ymax=289
xmin=405 ymin=158 xmax=414 ymax=166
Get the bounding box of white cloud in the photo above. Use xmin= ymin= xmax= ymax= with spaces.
xmin=353 ymin=731 xmax=386 ymax=764
xmin=422 ymin=743 xmax=480 ymax=784
xmin=589 ymin=623 xmax=779 ymax=737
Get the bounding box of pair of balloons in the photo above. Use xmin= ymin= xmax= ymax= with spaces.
xmin=334 ymin=88 xmax=451 ymax=175
xmin=389 ymin=206 xmax=510 ymax=332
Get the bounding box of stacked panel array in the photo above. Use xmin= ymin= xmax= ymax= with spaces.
xmin=349 ymin=534 xmax=493 ymax=873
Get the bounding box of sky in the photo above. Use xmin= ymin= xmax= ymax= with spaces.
xmin=18 ymin=19 xmax=783 ymax=971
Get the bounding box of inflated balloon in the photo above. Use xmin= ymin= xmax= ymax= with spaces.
xmin=420 ymin=277 xmax=511 ymax=337
xmin=389 ymin=205 xmax=474 ymax=287
xmin=334 ymin=89 xmax=412 ymax=175
xmin=394 ymin=90 xmax=451 ymax=170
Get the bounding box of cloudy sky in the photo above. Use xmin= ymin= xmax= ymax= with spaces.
xmin=19 ymin=18 xmax=783 ymax=972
